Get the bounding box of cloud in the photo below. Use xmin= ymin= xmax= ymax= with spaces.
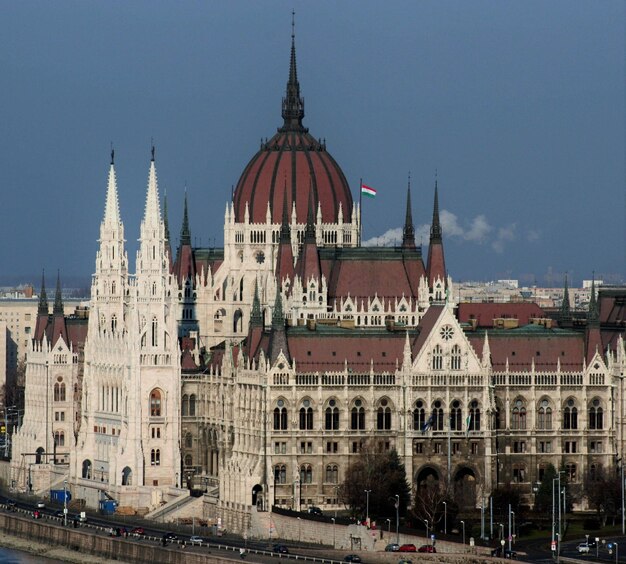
xmin=364 ymin=209 xmax=526 ymax=254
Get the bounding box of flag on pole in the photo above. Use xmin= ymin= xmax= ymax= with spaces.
xmin=466 ymin=414 xmax=472 ymax=436
xmin=421 ymin=413 xmax=435 ymax=434
xmin=361 ymin=184 xmax=377 ymax=198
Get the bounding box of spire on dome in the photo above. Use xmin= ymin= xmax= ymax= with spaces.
xmin=180 ymin=189 xmax=191 ymax=246
xmin=38 ymin=269 xmax=48 ymax=316
xmin=559 ymin=274 xmax=572 ymax=326
xmin=281 ymin=11 xmax=305 ymax=131
xmin=430 ymin=179 xmax=442 ymax=242
xmin=53 ymin=270 xmax=63 ymax=315
xmin=402 ymin=173 xmax=416 ymax=248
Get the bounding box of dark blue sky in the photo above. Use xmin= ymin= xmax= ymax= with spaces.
xmin=1 ymin=1 xmax=623 ymax=288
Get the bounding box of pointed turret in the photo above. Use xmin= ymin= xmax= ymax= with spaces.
xmin=173 ymin=190 xmax=196 ymax=286
xmin=103 ymin=148 xmax=121 ymax=228
xmin=585 ymin=274 xmax=602 ymax=364
xmin=275 ymin=183 xmax=296 ymax=288
xmin=426 ymin=180 xmax=447 ymax=289
xmin=53 ymin=270 xmax=63 ymax=315
xmin=296 ymin=191 xmax=321 ymax=282
xmin=162 ymin=191 xmax=174 ymax=273
xmin=269 ymin=284 xmax=290 ymax=364
xmin=34 ymin=270 xmax=49 ymax=341
xmin=280 ymin=12 xmax=305 ymax=132
xmin=247 ymin=280 xmax=265 ymax=361
xmin=51 ymin=271 xmax=69 ymax=345
xmin=143 ymin=145 xmax=162 ymax=228
xmin=559 ymin=274 xmax=572 ymax=327
xmin=180 ymin=190 xmax=191 ymax=246
xmin=402 ymin=176 xmax=416 ymax=249
xmin=588 ymin=276 xmax=599 ymax=325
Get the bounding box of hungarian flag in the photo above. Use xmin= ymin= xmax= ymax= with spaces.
xmin=361 ymin=183 xmax=377 ymax=198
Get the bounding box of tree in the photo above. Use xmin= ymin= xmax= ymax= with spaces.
xmin=339 ymin=442 xmax=411 ymax=521
xmin=534 ymin=464 xmax=557 ymax=514
xmin=412 ymin=475 xmax=454 ymax=528
xmin=583 ymin=466 xmax=621 ymax=526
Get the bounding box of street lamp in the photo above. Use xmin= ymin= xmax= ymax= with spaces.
xmin=386 ymin=518 xmax=391 ymax=535
xmin=508 ymin=504 xmax=512 ymax=552
xmin=423 ymin=519 xmax=429 ymax=545
xmin=331 ymin=517 xmax=336 ymax=548
xmin=460 ymin=520 xmax=465 ymax=550
xmin=364 ymin=489 xmax=371 ymax=527
xmin=297 ymin=516 xmax=301 ymax=543
xmin=395 ymin=494 xmax=400 ymax=545
xmin=443 ymin=501 xmax=447 ymax=535
xmin=63 ymin=480 xmax=68 ymax=527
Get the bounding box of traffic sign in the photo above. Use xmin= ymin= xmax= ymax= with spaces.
xmin=551 ymin=541 xmax=556 ymax=551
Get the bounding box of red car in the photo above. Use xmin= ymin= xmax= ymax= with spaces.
xmin=399 ymin=544 xmax=416 ymax=552
xmin=33 ymin=510 xmax=42 ymax=519
xmin=131 ymin=527 xmax=145 ymax=536
xmin=418 ymin=545 xmax=437 ymax=553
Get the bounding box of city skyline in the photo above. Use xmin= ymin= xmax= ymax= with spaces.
xmin=1 ymin=1 xmax=624 ymax=287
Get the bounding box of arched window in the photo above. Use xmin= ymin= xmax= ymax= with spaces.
xmin=111 ymin=314 xmax=117 ymax=332
xmin=325 ymin=400 xmax=340 ymax=430
xmin=182 ymin=395 xmax=189 ymax=416
xmin=82 ymin=459 xmax=92 ymax=479
xmin=274 ymin=464 xmax=287 ymax=484
xmin=300 ymin=464 xmax=313 ymax=484
xmin=537 ymin=399 xmax=552 ymax=430
xmin=54 ymin=380 xmax=66 ymax=402
xmin=589 ymin=398 xmax=603 ymax=430
xmin=185 ymin=432 xmax=193 ymax=448
xmin=184 ymin=454 xmax=193 ymax=467
xmin=511 ymin=399 xmax=527 ymax=430
xmin=151 ymin=317 xmax=158 ymax=346
xmin=432 ymin=400 xmax=444 ymax=431
xmin=563 ymin=399 xmax=578 ymax=430
xmin=54 ymin=431 xmax=65 ymax=447
xmin=299 ymin=402 xmax=314 ymax=430
xmin=189 ymin=394 xmax=196 ymax=416
xmin=413 ymin=400 xmax=425 ymax=431
xmin=450 ymin=400 xmax=462 ymax=430
xmin=351 ymin=400 xmax=365 ymax=430
xmin=325 ymin=464 xmax=339 ymax=483
xmin=273 ymin=401 xmax=288 ymax=430
xmin=376 ymin=399 xmax=392 ymax=430
xmin=451 ymin=345 xmax=462 ymax=370
xmin=432 ymin=345 xmax=443 ymax=370
xmin=150 ymin=389 xmax=162 ymax=417
xmin=469 ymin=400 xmax=481 ymax=431
xmin=565 ymin=462 xmax=576 ymax=481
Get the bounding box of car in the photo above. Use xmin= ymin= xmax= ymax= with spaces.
xmin=131 ymin=527 xmax=145 ymax=536
xmin=36 ymin=501 xmax=45 ymax=509
xmin=307 ymin=506 xmax=323 ymax=516
xmin=165 ymin=532 xmax=178 ymax=541
xmin=397 ymin=560 xmax=413 ymax=564
xmin=491 ymin=547 xmax=517 ymax=559
xmin=108 ymin=527 xmax=122 ymax=537
xmin=33 ymin=510 xmax=41 ymax=519
xmin=418 ymin=545 xmax=436 ymax=553
xmin=399 ymin=544 xmax=417 ymax=552
xmin=577 ymin=543 xmax=590 ymax=554
xmin=189 ymin=535 xmax=203 ymax=546
xmin=6 ymin=500 xmax=16 ymax=511
xmin=344 ymin=555 xmax=362 ymax=563
xmin=54 ymin=510 xmax=65 ymax=518
xmin=272 ymin=544 xmax=289 ymax=554
xmin=385 ymin=543 xmax=400 ymax=552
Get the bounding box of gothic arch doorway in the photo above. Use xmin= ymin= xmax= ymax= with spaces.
xmin=122 ymin=466 xmax=132 ymax=486
xmin=454 ymin=467 xmax=477 ymax=510
xmin=416 ymin=466 xmax=440 ymax=490
xmin=35 ymin=447 xmax=45 ymax=464
xmin=252 ymin=484 xmax=264 ymax=510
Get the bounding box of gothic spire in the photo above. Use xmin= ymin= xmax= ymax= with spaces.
xmin=103 ymin=149 xmax=121 ymax=228
xmin=163 ymin=191 xmax=171 ymax=244
xmin=38 ymin=269 xmax=48 ymax=316
xmin=559 ymin=274 xmax=572 ymax=326
xmin=53 ymin=270 xmax=63 ymax=315
xmin=430 ymin=179 xmax=442 ymax=242
xmin=280 ymin=181 xmax=291 ymax=243
xmin=588 ymin=274 xmax=599 ymax=325
xmin=180 ymin=189 xmax=191 ymax=246
xmin=272 ymin=286 xmax=285 ymax=329
xmin=281 ymin=11 xmax=305 ymax=131
xmin=143 ymin=146 xmax=162 ymax=228
xmin=402 ymin=173 xmax=416 ymax=248
xmin=304 ymin=189 xmax=316 ymax=242
xmin=250 ymin=280 xmax=263 ymax=327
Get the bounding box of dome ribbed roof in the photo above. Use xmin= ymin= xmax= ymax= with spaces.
xmin=233 ymin=31 xmax=353 ymax=225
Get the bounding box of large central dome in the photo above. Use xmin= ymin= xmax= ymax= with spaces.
xmin=233 ymin=32 xmax=353 ymax=225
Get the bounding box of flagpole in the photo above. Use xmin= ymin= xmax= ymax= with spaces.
xmin=359 ymin=177 xmax=362 ymax=246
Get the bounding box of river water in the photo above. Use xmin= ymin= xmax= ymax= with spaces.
xmin=0 ymin=547 xmax=65 ymax=563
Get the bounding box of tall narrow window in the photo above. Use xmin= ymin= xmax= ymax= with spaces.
xmin=152 ymin=317 xmax=158 ymax=346
xmin=150 ymin=389 xmax=162 ymax=417
xmin=432 ymin=345 xmax=443 ymax=370
xmin=413 ymin=400 xmax=425 ymax=431
xmin=451 ymin=345 xmax=462 ymax=370
xmin=450 ymin=400 xmax=462 ymax=430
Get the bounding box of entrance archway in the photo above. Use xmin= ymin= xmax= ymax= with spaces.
xmin=454 ymin=467 xmax=477 ymax=510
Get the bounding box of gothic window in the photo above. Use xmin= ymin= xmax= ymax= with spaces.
xmin=469 ymin=400 xmax=481 ymax=431
xmin=82 ymin=459 xmax=92 ymax=479
xmin=432 ymin=400 xmax=444 ymax=431
xmin=589 ymin=398 xmax=603 ymax=430
xmin=150 ymin=389 xmax=162 ymax=417
xmin=111 ymin=281 xmax=116 ymax=295
xmin=511 ymin=399 xmax=527 ymax=430
xmin=432 ymin=345 xmax=443 ymax=370
xmin=189 ymin=394 xmax=196 ymax=416
xmin=376 ymin=398 xmax=392 ymax=430
xmin=54 ymin=431 xmax=65 ymax=447
xmin=273 ymin=400 xmax=288 ymax=430
xmin=450 ymin=400 xmax=462 ymax=430
xmin=111 ymin=314 xmax=117 ymax=332
xmin=325 ymin=399 xmax=340 ymax=430
xmin=182 ymin=395 xmax=189 ymax=416
xmin=325 ymin=464 xmax=339 ymax=483
xmin=185 ymin=433 xmax=192 ymax=448
xmin=100 ymin=314 xmax=106 ymax=330
xmin=351 ymin=400 xmax=365 ymax=430
xmin=413 ymin=400 xmax=425 ymax=431
xmin=150 ymin=449 xmax=161 ymax=466
xmin=566 ymin=462 xmax=577 ymax=481
xmin=300 ymin=464 xmax=313 ymax=484
xmin=184 ymin=454 xmax=193 ymax=467
xmin=299 ymin=402 xmax=314 ymax=430
xmin=537 ymin=399 xmax=552 ymax=430
xmin=54 ymin=381 xmax=66 ymax=402
xmin=274 ymin=464 xmax=286 ymax=484
xmin=563 ymin=399 xmax=578 ymax=430
xmin=451 ymin=344 xmax=462 ymax=370
xmin=151 ymin=317 xmax=158 ymax=347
